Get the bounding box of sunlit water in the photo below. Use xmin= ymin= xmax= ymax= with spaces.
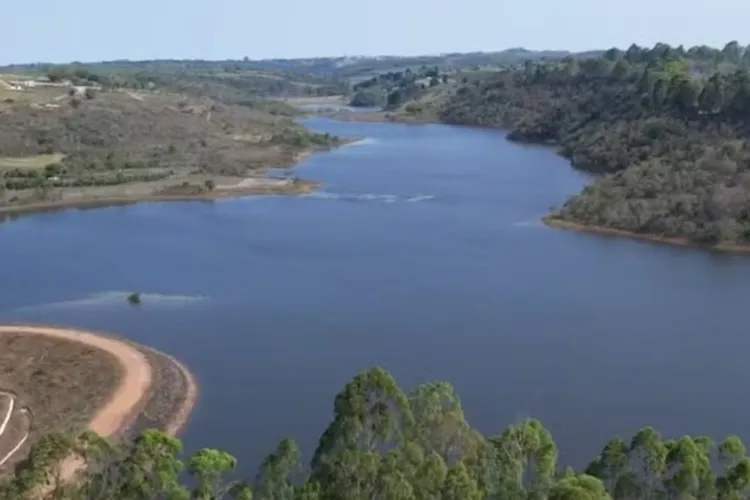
xmin=2 ymin=118 xmax=750 ymax=475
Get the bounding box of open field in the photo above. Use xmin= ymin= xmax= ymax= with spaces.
xmin=0 ymin=325 xmax=197 ymax=478
xmin=0 ymin=154 xmax=65 ymax=170
xmin=0 ymin=332 xmax=121 ymax=471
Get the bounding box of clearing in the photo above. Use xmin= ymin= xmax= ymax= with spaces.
xmin=0 ymin=154 xmax=65 ymax=170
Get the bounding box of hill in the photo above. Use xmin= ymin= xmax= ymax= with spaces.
xmin=419 ymin=41 xmax=750 ymax=248
xmin=0 ymin=75 xmax=348 ymax=214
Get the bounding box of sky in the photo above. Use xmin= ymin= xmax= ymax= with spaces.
xmin=4 ymin=0 xmax=750 ymax=64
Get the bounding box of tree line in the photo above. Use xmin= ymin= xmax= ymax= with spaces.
xmin=2 ymin=367 xmax=750 ymax=499
xmin=436 ymin=41 xmax=750 ymax=245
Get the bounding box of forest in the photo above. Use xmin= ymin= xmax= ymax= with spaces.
xmin=2 ymin=367 xmax=750 ymax=499
xmin=438 ymin=42 xmax=750 ymax=245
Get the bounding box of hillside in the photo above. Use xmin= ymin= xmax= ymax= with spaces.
xmin=0 ymin=77 xmax=346 ymax=213
xmin=434 ymin=42 xmax=750 ymax=247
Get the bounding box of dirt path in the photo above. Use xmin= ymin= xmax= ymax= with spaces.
xmin=0 ymin=325 xmax=153 ymax=480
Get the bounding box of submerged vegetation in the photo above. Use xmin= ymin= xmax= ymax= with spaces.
xmin=2 ymin=367 xmax=750 ymax=499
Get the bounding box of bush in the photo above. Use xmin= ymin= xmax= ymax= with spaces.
xmin=126 ymin=293 xmax=141 ymax=305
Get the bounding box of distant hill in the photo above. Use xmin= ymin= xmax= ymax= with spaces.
xmin=0 ymin=48 xmax=605 ymax=93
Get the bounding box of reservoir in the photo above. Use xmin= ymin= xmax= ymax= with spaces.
xmin=1 ymin=117 xmax=749 ymax=475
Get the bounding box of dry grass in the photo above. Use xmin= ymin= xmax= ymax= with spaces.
xmin=0 ymin=86 xmax=343 ymax=211
xmin=0 ymin=154 xmax=65 ymax=170
xmin=0 ymin=333 xmax=121 ymax=443
xmin=0 ymin=409 xmax=30 ymax=473
xmin=0 ymin=86 xmax=65 ymax=111
xmin=0 ymin=329 xmax=198 ymax=477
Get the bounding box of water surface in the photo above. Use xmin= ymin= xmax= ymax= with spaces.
xmin=1 ymin=118 xmax=748 ymax=474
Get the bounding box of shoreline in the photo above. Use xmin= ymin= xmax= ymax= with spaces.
xmin=0 ymin=140 xmax=346 ymax=219
xmin=0 ymin=180 xmax=320 ymax=219
xmin=0 ymin=322 xmax=198 ymax=450
xmin=542 ymin=216 xmax=750 ymax=254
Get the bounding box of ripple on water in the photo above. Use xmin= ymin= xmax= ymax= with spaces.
xmin=303 ymin=191 xmax=435 ymax=204
xmin=13 ymin=291 xmax=209 ymax=313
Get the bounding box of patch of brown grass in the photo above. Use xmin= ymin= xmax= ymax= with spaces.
xmin=0 ymin=333 xmax=121 ymax=444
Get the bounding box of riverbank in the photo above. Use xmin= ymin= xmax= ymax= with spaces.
xmin=542 ymin=216 xmax=750 ymax=254
xmin=0 ymin=144 xmax=339 ymax=219
xmin=318 ymin=108 xmax=438 ymax=124
xmin=0 ymin=178 xmax=319 ymax=219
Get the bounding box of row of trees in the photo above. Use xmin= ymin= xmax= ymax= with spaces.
xmin=3 ymin=367 xmax=750 ymax=499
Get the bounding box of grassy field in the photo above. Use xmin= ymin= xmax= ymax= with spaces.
xmin=0 ymin=154 xmax=65 ymax=170
xmin=0 ymin=333 xmax=122 ymax=470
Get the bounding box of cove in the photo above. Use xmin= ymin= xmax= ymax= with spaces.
xmin=1 ymin=117 xmax=749 ymax=476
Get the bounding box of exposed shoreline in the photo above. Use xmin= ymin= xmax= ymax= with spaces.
xmin=0 ymin=180 xmax=319 ymax=219
xmin=542 ymin=216 xmax=750 ymax=254
xmin=0 ymin=323 xmax=198 ymax=479
xmin=0 ymin=141 xmax=346 ymax=219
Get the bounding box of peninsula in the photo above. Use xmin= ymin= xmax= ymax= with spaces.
xmin=0 ymin=324 xmax=196 ymax=480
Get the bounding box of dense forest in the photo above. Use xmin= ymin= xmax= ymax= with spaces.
xmin=437 ymin=41 xmax=750 ymax=245
xmin=3 ymin=367 xmax=750 ymax=499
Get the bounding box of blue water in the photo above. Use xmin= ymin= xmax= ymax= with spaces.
xmin=2 ymin=117 xmax=750 ymax=475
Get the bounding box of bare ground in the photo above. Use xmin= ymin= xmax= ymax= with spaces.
xmin=0 ymin=409 xmax=30 ymax=473
xmin=0 ymin=325 xmax=198 ymax=480
xmin=0 ymin=333 xmax=122 ymax=439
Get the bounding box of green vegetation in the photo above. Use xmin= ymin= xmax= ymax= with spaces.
xmin=2 ymin=366 xmax=750 ymax=499
xmin=349 ymin=67 xmax=450 ymax=109
xmin=0 ymin=83 xmax=344 ymax=207
xmin=435 ymin=41 xmax=750 ymax=246
xmin=1 ymin=60 xmax=348 ymax=101
xmin=127 ymin=293 xmax=141 ymax=305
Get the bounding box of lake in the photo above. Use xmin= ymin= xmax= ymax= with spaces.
xmin=1 ymin=117 xmax=750 ymax=475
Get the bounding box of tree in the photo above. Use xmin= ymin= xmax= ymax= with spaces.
xmin=253 ymin=438 xmax=301 ymax=500
xmin=440 ymin=462 xmax=481 ymax=500
xmin=188 ymin=448 xmax=242 ymax=499
xmin=6 ymin=367 xmax=750 ymax=500
xmin=549 ymin=474 xmax=611 ymax=500
xmin=491 ymin=419 xmax=557 ymax=497
xmin=722 ymin=41 xmax=743 ymax=63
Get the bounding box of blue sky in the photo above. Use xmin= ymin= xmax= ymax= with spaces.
xmin=5 ymin=0 xmax=748 ymax=64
